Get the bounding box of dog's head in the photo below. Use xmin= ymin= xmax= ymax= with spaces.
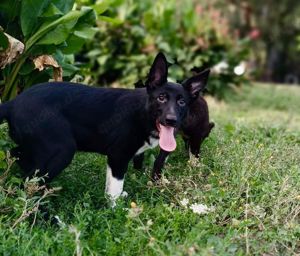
xmin=145 ymin=53 xmax=210 ymax=152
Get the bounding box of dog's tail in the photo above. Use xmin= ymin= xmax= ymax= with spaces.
xmin=0 ymin=101 xmax=11 ymax=123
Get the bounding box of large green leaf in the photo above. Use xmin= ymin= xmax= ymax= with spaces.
xmin=74 ymin=27 xmax=98 ymax=40
xmin=26 ymin=9 xmax=91 ymax=50
xmin=62 ymin=35 xmax=85 ymax=54
xmin=20 ymin=0 xmax=51 ymax=37
xmin=77 ymin=6 xmax=97 ymax=25
xmin=41 ymin=3 xmax=63 ymax=17
xmin=50 ymin=0 xmax=74 ymax=14
xmin=37 ymin=19 xmax=78 ymax=45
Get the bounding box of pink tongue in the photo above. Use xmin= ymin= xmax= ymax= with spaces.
xmin=159 ymin=124 xmax=176 ymax=152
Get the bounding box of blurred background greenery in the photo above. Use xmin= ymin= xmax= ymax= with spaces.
xmin=0 ymin=0 xmax=299 ymax=100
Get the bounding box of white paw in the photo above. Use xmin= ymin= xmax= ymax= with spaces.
xmin=110 ymin=200 xmax=117 ymax=208
xmin=54 ymin=215 xmax=66 ymax=228
xmin=121 ymin=191 xmax=128 ymax=198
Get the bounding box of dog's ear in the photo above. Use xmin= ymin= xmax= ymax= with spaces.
xmin=145 ymin=53 xmax=168 ymax=91
xmin=183 ymin=69 xmax=210 ymax=99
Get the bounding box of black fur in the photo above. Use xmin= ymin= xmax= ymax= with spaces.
xmin=133 ymin=69 xmax=214 ymax=180
xmin=0 ymin=53 xmax=205 ymax=187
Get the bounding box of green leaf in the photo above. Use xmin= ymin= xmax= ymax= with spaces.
xmin=98 ymin=16 xmax=122 ymax=25
xmin=41 ymin=3 xmax=63 ymax=17
xmin=50 ymin=0 xmax=74 ymax=14
xmin=74 ymin=27 xmax=98 ymax=40
xmin=27 ymin=44 xmax=58 ymax=56
xmin=19 ymin=61 xmax=35 ymax=76
xmin=0 ymin=151 xmax=6 ymax=161
xmin=0 ymin=161 xmax=7 ymax=169
xmin=87 ymin=49 xmax=101 ymax=58
xmin=62 ymin=35 xmax=85 ymax=54
xmin=21 ymin=0 xmax=51 ymax=37
xmin=97 ymin=55 xmax=109 ymax=65
xmin=93 ymin=0 xmax=112 ymax=15
xmin=37 ymin=19 xmax=78 ymax=45
xmin=0 ymin=31 xmax=9 ymax=51
xmin=77 ymin=7 xmax=97 ymax=25
xmin=26 ymin=7 xmax=95 ymax=49
xmin=61 ymin=63 xmax=79 ymax=77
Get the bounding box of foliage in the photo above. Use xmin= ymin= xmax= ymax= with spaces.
xmin=0 ymin=0 xmax=98 ymax=101
xmin=0 ymin=83 xmax=300 ymax=254
xmin=297 ymin=35 xmax=300 ymax=51
xmin=80 ymin=0 xmax=250 ymax=98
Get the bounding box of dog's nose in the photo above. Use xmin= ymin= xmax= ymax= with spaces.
xmin=165 ymin=114 xmax=177 ymax=127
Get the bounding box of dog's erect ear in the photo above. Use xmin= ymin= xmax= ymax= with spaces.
xmin=183 ymin=69 xmax=210 ymax=99
xmin=145 ymin=53 xmax=168 ymax=91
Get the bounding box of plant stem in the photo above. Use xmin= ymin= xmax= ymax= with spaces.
xmin=2 ymin=56 xmax=26 ymax=101
xmin=2 ymin=9 xmax=87 ymax=101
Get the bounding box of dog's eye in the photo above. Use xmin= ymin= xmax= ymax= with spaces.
xmin=157 ymin=94 xmax=166 ymax=103
xmin=177 ymin=98 xmax=186 ymax=107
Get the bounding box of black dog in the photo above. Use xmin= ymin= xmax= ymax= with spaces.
xmin=0 ymin=53 xmax=209 ymax=204
xmin=133 ymin=70 xmax=214 ymax=180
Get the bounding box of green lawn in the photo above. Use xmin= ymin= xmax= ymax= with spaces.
xmin=0 ymin=83 xmax=300 ymax=255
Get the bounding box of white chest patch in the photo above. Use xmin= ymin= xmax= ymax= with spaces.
xmin=135 ymin=136 xmax=159 ymax=155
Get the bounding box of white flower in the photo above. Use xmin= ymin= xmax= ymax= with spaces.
xmin=180 ymin=198 xmax=189 ymax=207
xmin=212 ymin=60 xmax=229 ymax=74
xmin=161 ymin=177 xmax=170 ymax=185
xmin=189 ymin=203 xmax=212 ymax=215
xmin=146 ymin=219 xmax=153 ymax=227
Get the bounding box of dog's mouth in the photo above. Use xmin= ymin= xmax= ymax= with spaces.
xmin=156 ymin=122 xmax=177 ymax=152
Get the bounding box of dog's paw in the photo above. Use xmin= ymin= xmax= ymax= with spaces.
xmin=53 ymin=215 xmax=66 ymax=228
xmin=121 ymin=191 xmax=128 ymax=198
xmin=106 ymin=191 xmax=128 ymax=208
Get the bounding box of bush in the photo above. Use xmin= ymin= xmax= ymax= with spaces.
xmin=80 ymin=0 xmax=250 ymax=98
xmin=0 ymin=0 xmax=98 ymax=101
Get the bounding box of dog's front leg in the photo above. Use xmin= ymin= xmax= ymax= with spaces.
xmin=105 ymin=161 xmax=128 ymax=207
xmin=152 ymin=149 xmax=170 ymax=181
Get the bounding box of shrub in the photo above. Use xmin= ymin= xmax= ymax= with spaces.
xmin=81 ymin=0 xmax=250 ymax=98
xmin=0 ymin=0 xmax=98 ymax=101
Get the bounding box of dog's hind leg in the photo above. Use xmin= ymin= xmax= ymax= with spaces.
xmin=189 ymin=137 xmax=203 ymax=158
xmin=39 ymin=141 xmax=76 ymax=182
xmin=10 ymin=146 xmax=21 ymax=159
xmin=23 ymin=128 xmax=76 ymax=182
xmin=183 ymin=137 xmax=190 ymax=154
xmin=11 ymin=146 xmax=35 ymax=174
xmin=189 ymin=123 xmax=214 ymax=158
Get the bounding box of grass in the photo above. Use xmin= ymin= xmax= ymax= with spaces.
xmin=0 ymin=83 xmax=300 ymax=255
